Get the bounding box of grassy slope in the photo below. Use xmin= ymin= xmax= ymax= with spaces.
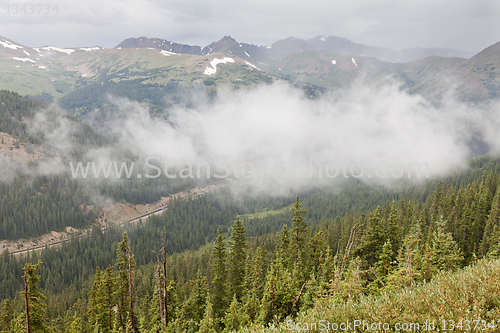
xmin=241 ymin=259 xmax=500 ymax=332
xmin=266 ymin=50 xmax=394 ymax=88
xmin=0 ymin=47 xmax=276 ymax=98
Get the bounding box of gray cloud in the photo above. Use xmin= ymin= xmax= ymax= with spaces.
xmin=1 ymin=0 xmax=498 ymax=51
xmin=89 ymin=79 xmax=500 ymax=195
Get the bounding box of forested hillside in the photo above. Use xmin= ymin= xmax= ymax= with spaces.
xmin=1 ymin=154 xmax=500 ymax=332
xmin=0 ymin=91 xmax=102 ymax=240
xmin=0 ymin=91 xmax=207 ymax=241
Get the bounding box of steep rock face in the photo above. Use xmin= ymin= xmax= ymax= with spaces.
xmin=114 ymin=36 xmax=202 ymax=54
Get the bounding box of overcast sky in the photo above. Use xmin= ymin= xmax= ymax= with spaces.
xmin=1 ymin=0 xmax=499 ymax=52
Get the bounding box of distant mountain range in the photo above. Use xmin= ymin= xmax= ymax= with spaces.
xmin=0 ymin=34 xmax=498 ymax=116
xmin=115 ymin=35 xmax=476 ymax=63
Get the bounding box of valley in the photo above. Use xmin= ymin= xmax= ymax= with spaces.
xmin=0 ymin=32 xmax=500 ymax=333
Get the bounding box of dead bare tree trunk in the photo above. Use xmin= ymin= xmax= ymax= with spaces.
xmin=293 ymin=281 xmax=308 ymax=309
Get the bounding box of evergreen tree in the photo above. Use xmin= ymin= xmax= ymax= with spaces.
xmin=319 ymin=246 xmax=334 ymax=285
xmin=244 ymin=247 xmax=265 ymax=322
xmin=278 ymin=225 xmax=292 ymax=270
xmin=385 ymin=203 xmax=401 ymax=258
xmin=0 ymin=299 xmax=13 ymax=332
xmin=199 ymin=295 xmax=215 ymax=333
xmin=291 ymin=197 xmax=308 ymax=263
xmin=115 ymin=233 xmax=137 ymax=332
xmin=9 ymin=313 xmax=26 ymax=333
xmin=88 ymin=267 xmax=107 ymax=331
xmin=180 ymin=271 xmax=208 ymax=326
xmin=68 ymin=312 xmax=82 ymax=333
xmin=430 ymin=216 xmax=464 ymax=274
xmin=21 ymin=260 xmax=48 ymax=333
xmin=228 ymin=217 xmax=247 ymax=302
xmin=102 ymin=265 xmax=117 ymax=333
xmin=390 ymin=222 xmax=422 ymax=288
xmin=355 ymin=206 xmax=386 ymax=266
xmin=481 ymin=188 xmax=500 ymax=256
xmin=306 ymin=231 xmax=326 ymax=274
xmin=259 ymin=253 xmax=296 ymax=324
xmin=223 ymin=294 xmax=249 ymax=333
xmin=377 ymin=239 xmax=394 ymax=279
xmin=211 ymin=227 xmax=228 ymax=329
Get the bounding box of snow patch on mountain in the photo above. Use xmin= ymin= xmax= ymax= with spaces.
xmin=351 ymin=58 xmax=357 ymax=67
xmin=0 ymin=39 xmax=23 ymax=50
xmin=13 ymin=57 xmax=35 ymax=63
xmin=79 ymin=47 xmax=100 ymax=52
xmin=245 ymin=61 xmax=258 ymax=69
xmin=42 ymin=46 xmax=75 ymax=55
xmin=245 ymin=51 xmax=250 ymax=57
xmin=160 ymin=50 xmax=179 ymax=56
xmin=332 ymin=60 xmax=336 ymax=65
xmin=204 ymin=57 xmax=235 ymax=75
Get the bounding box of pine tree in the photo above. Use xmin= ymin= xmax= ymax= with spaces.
xmin=21 ymin=260 xmax=48 ymax=333
xmin=430 ymin=215 xmax=464 ymax=274
xmin=199 ymin=295 xmax=215 ymax=333
xmin=223 ymin=294 xmax=249 ymax=333
xmin=306 ymin=231 xmax=326 ymax=274
xmin=180 ymin=271 xmax=208 ymax=325
xmin=211 ymin=227 xmax=228 ymax=328
xmin=319 ymin=246 xmax=334 ymax=285
xmin=10 ymin=313 xmax=27 ymax=333
xmin=228 ymin=217 xmax=247 ymax=302
xmin=291 ymin=197 xmax=308 ymax=263
xmin=401 ymin=220 xmax=423 ymax=286
xmin=259 ymin=253 xmax=296 ymax=324
xmin=377 ymin=239 xmax=394 ymax=279
xmin=68 ymin=312 xmax=82 ymax=333
xmin=115 ymin=233 xmax=137 ymax=332
xmin=244 ymin=247 xmax=265 ymax=322
xmin=481 ymin=188 xmax=500 ymax=256
xmin=355 ymin=206 xmax=386 ymax=266
xmin=0 ymin=299 xmax=13 ymax=332
xmin=278 ymin=225 xmax=292 ymax=270
xmin=385 ymin=203 xmax=401 ymax=258
xmin=88 ymin=267 xmax=107 ymax=331
xmin=102 ymin=265 xmax=117 ymax=333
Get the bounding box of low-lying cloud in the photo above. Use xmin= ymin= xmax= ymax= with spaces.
xmin=103 ymin=80 xmax=499 ymax=190
xmin=19 ymin=79 xmax=500 ymax=197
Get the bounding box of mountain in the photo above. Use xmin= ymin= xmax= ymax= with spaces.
xmin=456 ymin=41 xmax=500 ymax=99
xmin=259 ymin=41 xmax=499 ymax=101
xmin=0 ymin=35 xmax=274 ymax=114
xmin=115 ymin=36 xmax=272 ymax=64
xmin=115 ymin=36 xmax=202 ymax=54
xmin=396 ymin=42 xmax=500 ymax=100
xmin=258 ymin=35 xmax=475 ymax=63
xmin=0 ymin=34 xmax=498 ymax=110
xmin=262 ymin=50 xmax=394 ymax=88
xmin=115 ymin=35 xmax=475 ymax=63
